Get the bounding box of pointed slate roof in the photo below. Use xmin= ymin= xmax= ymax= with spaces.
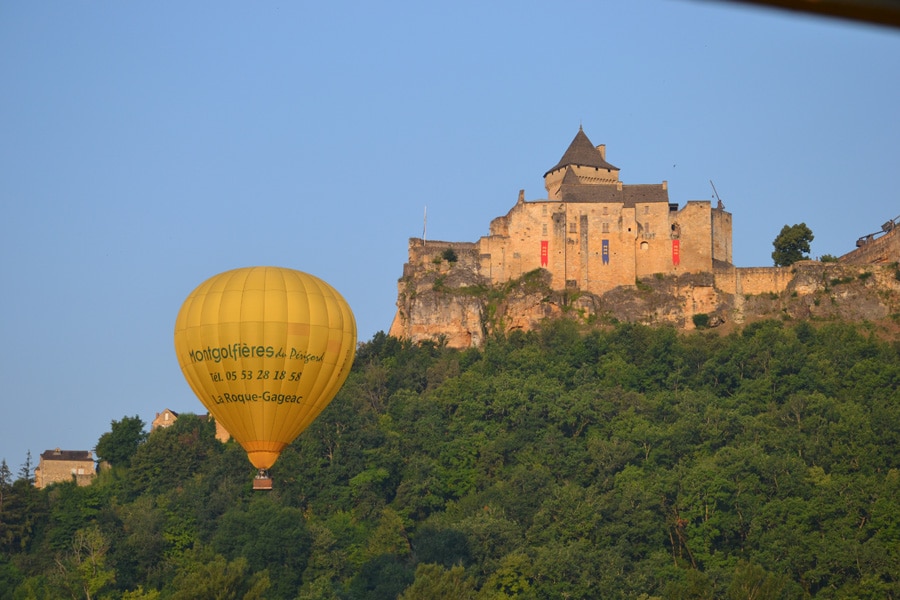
xmin=544 ymin=127 xmax=619 ymax=176
xmin=560 ymin=166 xmax=581 ymax=185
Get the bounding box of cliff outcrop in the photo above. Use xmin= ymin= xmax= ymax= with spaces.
xmin=389 ymin=249 xmax=900 ymax=347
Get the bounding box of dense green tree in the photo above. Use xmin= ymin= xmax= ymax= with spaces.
xmin=0 ymin=459 xmax=11 ymax=525
xmin=0 ymin=459 xmax=11 ymax=490
xmin=120 ymin=586 xmax=161 ymax=599
xmin=17 ymin=451 xmax=33 ymax=485
xmin=109 ymin=495 xmax=167 ymax=591
xmin=48 ymin=525 xmax=115 ymax=600
xmin=42 ymin=481 xmax=111 ymax=555
xmin=211 ymin=496 xmax=312 ymax=598
xmin=725 ymin=561 xmax=792 ymax=600
xmin=363 ymin=508 xmax=410 ymax=561
xmin=398 ymin=563 xmax=476 ymax=600
xmin=411 ymin=527 xmax=471 ymax=568
xmin=3 ymin=323 xmax=900 ymax=598
xmin=345 ymin=554 xmax=414 ymax=600
xmin=95 ymin=416 xmax=147 ymax=468
xmin=0 ymin=555 xmax=23 ymax=600
xmin=772 ymin=223 xmax=814 ymax=266
xmin=0 ymin=477 xmax=48 ymax=554
xmin=477 ymin=551 xmax=535 ymax=599
xmin=127 ymin=413 xmax=219 ymax=496
xmin=165 ymin=548 xmax=269 ymax=600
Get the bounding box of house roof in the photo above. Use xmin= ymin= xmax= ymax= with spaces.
xmin=40 ymin=449 xmax=93 ymax=461
xmin=544 ymin=127 xmax=619 ymax=176
xmin=558 ymin=182 xmax=670 ymax=206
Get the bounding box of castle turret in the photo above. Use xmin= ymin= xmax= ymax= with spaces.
xmin=544 ymin=127 xmax=620 ymax=199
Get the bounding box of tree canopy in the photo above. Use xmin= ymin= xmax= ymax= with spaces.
xmin=772 ymin=222 xmax=814 ymax=266
xmin=95 ymin=415 xmax=147 ymax=468
xmin=1 ymin=321 xmax=899 ymax=598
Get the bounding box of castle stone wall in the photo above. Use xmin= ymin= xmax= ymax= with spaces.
xmin=405 ymin=239 xmax=481 ymax=274
xmin=672 ymin=201 xmax=714 ymax=275
xmin=471 ymin=196 xmax=727 ymax=297
xmin=714 ymin=266 xmax=795 ymax=296
xmin=712 ymin=207 xmax=733 ymax=264
xmin=840 ymin=225 xmax=899 ymax=265
xmin=633 ymin=201 xmax=678 ymax=278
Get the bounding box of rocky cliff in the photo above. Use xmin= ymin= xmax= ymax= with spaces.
xmin=389 ymin=253 xmax=900 ymax=347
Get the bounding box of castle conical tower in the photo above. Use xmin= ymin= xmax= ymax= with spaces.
xmin=544 ymin=127 xmax=620 ymax=199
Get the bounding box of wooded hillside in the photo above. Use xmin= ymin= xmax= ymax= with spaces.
xmin=2 ymin=320 xmax=899 ymax=599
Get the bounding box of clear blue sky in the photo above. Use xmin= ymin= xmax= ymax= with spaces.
xmin=2 ymin=2 xmax=898 ymax=471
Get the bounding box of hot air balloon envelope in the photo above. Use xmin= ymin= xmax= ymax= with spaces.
xmin=173 ymin=267 xmax=356 ymax=483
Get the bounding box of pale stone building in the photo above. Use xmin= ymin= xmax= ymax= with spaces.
xmin=150 ymin=408 xmax=180 ymax=431
xmin=477 ymin=127 xmax=732 ymax=295
xmin=152 ymin=408 xmax=231 ymax=443
xmin=34 ymin=449 xmax=95 ymax=488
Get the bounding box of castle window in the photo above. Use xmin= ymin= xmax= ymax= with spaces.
xmin=542 ymin=205 xmax=547 ymax=216
xmin=640 ymin=241 xmax=649 ymax=251
xmin=569 ymin=222 xmax=577 ymax=233
xmin=542 ymin=224 xmax=548 ymax=236
xmin=644 ymin=205 xmax=650 ymax=215
xmin=603 ymin=206 xmax=608 ymax=215
xmin=602 ymin=222 xmax=609 ymax=233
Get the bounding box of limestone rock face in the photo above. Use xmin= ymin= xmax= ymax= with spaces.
xmin=388 ymin=243 xmax=488 ymax=348
xmin=389 ymin=285 xmax=486 ymax=348
xmin=390 ymin=256 xmax=900 ymax=348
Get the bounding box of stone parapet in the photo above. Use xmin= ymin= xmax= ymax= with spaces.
xmin=840 ymin=225 xmax=899 ymax=265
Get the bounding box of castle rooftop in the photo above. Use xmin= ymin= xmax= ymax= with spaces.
xmin=544 ymin=126 xmax=619 ymax=176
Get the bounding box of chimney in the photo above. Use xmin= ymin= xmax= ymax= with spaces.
xmin=596 ymin=144 xmax=606 ymax=160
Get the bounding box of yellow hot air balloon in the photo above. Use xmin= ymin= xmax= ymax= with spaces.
xmin=174 ymin=266 xmax=356 ymax=489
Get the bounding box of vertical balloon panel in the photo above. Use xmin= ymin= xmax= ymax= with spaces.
xmin=174 ymin=267 xmax=356 ymax=475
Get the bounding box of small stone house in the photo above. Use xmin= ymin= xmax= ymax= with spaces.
xmin=151 ymin=408 xmax=180 ymax=431
xmin=34 ymin=448 xmax=95 ymax=488
xmin=152 ymin=407 xmax=231 ymax=443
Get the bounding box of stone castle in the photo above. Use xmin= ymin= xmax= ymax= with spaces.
xmin=390 ymin=128 xmax=900 ymax=347
xmin=476 ymin=127 xmax=733 ymax=295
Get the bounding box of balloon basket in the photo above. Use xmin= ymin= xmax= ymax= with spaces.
xmin=253 ymin=469 xmax=273 ymax=491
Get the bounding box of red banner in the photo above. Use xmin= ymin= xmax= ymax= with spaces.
xmin=672 ymin=240 xmax=680 ymax=265
xmin=541 ymin=241 xmax=548 ymax=266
